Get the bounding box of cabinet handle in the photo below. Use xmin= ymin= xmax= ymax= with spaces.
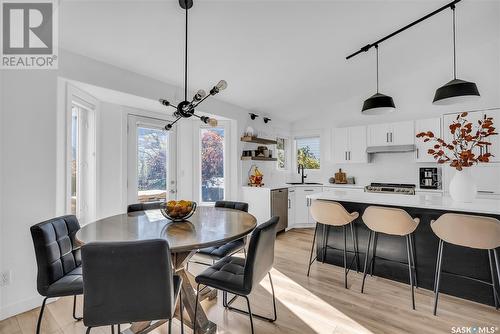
xmin=349 ymin=151 xmax=351 ymax=160
xmin=386 ymin=132 xmax=389 ymax=143
xmin=304 ymin=189 xmax=315 ymax=192
xmin=390 ymin=132 xmax=393 ymax=143
xmin=288 ymin=198 xmax=291 ymax=209
xmin=416 ymin=148 xmax=419 ymax=159
xmin=345 ymin=151 xmax=347 ymax=161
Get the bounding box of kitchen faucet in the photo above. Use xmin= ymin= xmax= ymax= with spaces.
xmin=298 ymin=164 xmax=307 ymax=184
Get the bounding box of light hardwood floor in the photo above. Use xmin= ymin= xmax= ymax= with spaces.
xmin=1 ymin=229 xmax=499 ymax=334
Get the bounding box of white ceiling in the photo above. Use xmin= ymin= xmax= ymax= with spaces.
xmin=60 ymin=0 xmax=500 ymax=122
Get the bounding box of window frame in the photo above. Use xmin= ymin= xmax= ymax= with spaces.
xmin=197 ymin=121 xmax=230 ymax=205
xmin=276 ymin=137 xmax=289 ymax=171
xmin=294 ymin=135 xmax=321 ymax=171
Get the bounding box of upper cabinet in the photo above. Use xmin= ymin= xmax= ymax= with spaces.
xmin=332 ymin=126 xmax=367 ymax=164
xmin=443 ymin=109 xmax=500 ymax=163
xmin=367 ymin=121 xmax=414 ymax=146
xmin=415 ymin=118 xmax=441 ymax=163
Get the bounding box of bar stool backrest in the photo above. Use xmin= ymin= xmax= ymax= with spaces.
xmin=431 ymin=213 xmax=500 ymax=250
xmin=310 ymin=200 xmax=358 ymax=226
xmin=362 ymin=206 xmax=419 ymax=236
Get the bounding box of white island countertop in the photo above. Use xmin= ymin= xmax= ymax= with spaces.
xmin=308 ymin=190 xmax=500 ymax=215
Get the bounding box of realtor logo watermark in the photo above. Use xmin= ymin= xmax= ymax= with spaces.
xmin=1 ymin=0 xmax=58 ymax=69
xmin=451 ymin=326 xmax=499 ymax=334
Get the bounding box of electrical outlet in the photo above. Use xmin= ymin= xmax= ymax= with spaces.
xmin=0 ymin=270 xmax=12 ymax=287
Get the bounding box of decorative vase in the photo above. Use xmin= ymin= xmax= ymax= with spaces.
xmin=449 ymin=168 xmax=477 ymax=202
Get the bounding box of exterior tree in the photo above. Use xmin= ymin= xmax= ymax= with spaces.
xmin=297 ymin=146 xmax=320 ymax=169
xmin=201 ymin=130 xmax=224 ymax=186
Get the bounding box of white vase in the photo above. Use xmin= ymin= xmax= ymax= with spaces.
xmin=449 ymin=168 xmax=477 ymax=202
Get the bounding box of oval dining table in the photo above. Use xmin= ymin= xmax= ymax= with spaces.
xmin=76 ymin=206 xmax=257 ymax=334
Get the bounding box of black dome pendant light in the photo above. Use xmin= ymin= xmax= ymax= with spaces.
xmin=433 ymin=4 xmax=480 ymax=105
xmin=159 ymin=0 xmax=228 ymax=130
xmin=362 ymin=45 xmax=396 ymax=115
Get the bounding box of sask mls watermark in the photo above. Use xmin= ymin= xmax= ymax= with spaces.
xmin=1 ymin=0 xmax=58 ymax=69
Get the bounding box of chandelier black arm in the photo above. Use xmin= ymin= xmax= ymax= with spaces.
xmin=167 ymin=116 xmax=183 ymax=127
xmin=192 ymin=93 xmax=212 ymax=109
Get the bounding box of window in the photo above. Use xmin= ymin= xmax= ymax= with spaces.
xmin=276 ymin=137 xmax=287 ymax=170
xmin=296 ymin=136 xmax=320 ymax=169
xmin=70 ymin=106 xmax=79 ymax=215
xmin=200 ymin=127 xmax=225 ymax=203
xmin=137 ymin=126 xmax=168 ymax=203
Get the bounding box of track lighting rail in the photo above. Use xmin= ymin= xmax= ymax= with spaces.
xmin=346 ymin=0 xmax=462 ymax=60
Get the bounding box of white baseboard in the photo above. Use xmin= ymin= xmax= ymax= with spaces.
xmin=287 ymin=225 xmax=315 ymax=230
xmin=0 ymin=294 xmax=50 ymax=321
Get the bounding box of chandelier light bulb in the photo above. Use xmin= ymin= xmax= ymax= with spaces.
xmin=193 ymin=89 xmax=207 ymax=102
xmin=216 ymin=80 xmax=228 ymax=91
xmin=208 ymin=118 xmax=218 ymax=127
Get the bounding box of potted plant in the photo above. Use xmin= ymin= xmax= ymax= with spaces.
xmin=416 ymin=112 xmax=497 ymax=202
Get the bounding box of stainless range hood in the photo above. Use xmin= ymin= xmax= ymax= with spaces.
xmin=366 ymin=144 xmax=416 ymax=154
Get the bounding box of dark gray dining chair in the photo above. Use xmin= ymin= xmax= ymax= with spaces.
xmin=191 ymin=201 xmax=249 ymax=267
xmin=30 ymin=215 xmax=83 ymax=334
xmin=82 ymin=239 xmax=183 ymax=334
xmin=194 ymin=216 xmax=279 ymax=334
xmin=127 ymin=201 xmax=164 ymax=213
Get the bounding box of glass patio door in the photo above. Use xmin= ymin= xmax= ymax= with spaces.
xmin=127 ymin=115 xmax=176 ymax=204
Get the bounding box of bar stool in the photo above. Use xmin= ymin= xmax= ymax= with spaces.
xmin=307 ymin=200 xmax=360 ymax=288
xmin=431 ymin=213 xmax=500 ymax=316
xmin=361 ymin=206 xmax=419 ymax=309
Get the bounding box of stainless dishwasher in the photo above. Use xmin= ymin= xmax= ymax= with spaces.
xmin=271 ymin=188 xmax=288 ymax=232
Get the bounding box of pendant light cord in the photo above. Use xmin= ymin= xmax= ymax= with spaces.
xmin=451 ymin=5 xmax=457 ymax=79
xmin=184 ymin=7 xmax=188 ymax=101
xmin=375 ymin=44 xmax=379 ymax=93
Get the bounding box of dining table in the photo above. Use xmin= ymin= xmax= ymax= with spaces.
xmin=75 ymin=205 xmax=257 ymax=334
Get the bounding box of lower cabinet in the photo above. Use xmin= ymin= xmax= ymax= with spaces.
xmin=292 ymin=186 xmax=323 ymax=228
xmin=271 ymin=188 xmax=288 ymax=232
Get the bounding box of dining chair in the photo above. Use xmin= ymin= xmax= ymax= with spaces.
xmin=431 ymin=213 xmax=500 ymax=315
xmin=190 ymin=201 xmax=249 ymax=267
xmin=361 ymin=206 xmax=419 ymax=310
xmin=127 ymin=201 xmax=164 ymax=213
xmin=30 ymin=215 xmax=84 ymax=334
xmin=307 ymin=200 xmax=360 ymax=288
xmin=82 ymin=239 xmax=184 ymax=334
xmin=194 ymin=216 xmax=279 ymax=334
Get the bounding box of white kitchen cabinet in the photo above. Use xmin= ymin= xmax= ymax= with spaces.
xmin=287 ymin=188 xmax=295 ymax=230
xmin=332 ymin=126 xmax=367 ymax=164
xmin=293 ymin=186 xmax=323 ymax=227
xmin=415 ymin=118 xmax=441 ymax=162
xmin=367 ymin=121 xmax=414 ymax=146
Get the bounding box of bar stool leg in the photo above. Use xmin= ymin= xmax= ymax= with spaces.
xmin=361 ymin=230 xmax=373 ymax=294
xmin=409 ymin=233 xmax=418 ymax=288
xmin=322 ymin=225 xmax=329 ymax=263
xmin=433 ymin=239 xmax=444 ymax=316
xmin=406 ymin=235 xmax=415 ymax=310
xmin=350 ymin=223 xmax=359 ymax=272
xmin=433 ymin=239 xmax=443 ymax=293
xmin=370 ymin=232 xmax=377 ymax=276
xmin=307 ymin=223 xmax=319 ymax=276
xmin=343 ymin=225 xmax=347 ymax=289
xmin=494 ymin=250 xmax=500 ymax=308
xmin=488 ymin=250 xmax=499 ymax=309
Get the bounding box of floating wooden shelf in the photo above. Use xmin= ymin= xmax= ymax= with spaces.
xmin=240 ymin=136 xmax=278 ymax=145
xmin=241 ymin=156 xmax=277 ymax=161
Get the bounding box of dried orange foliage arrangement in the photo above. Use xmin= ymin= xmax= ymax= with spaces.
xmin=416 ymin=112 xmax=498 ymax=171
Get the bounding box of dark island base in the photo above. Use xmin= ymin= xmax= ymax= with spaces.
xmin=315 ymin=200 xmax=500 ymax=307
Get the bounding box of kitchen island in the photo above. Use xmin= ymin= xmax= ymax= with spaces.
xmin=307 ymin=190 xmax=500 ymax=306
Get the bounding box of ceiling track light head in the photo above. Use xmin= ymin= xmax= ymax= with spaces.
xmin=249 ymin=113 xmax=259 ymax=120
xmin=263 ymin=117 xmax=271 ymax=124
xmin=178 ymin=0 xmax=193 ymax=10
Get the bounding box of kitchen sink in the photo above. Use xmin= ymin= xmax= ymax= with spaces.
xmin=286 ymin=182 xmax=323 ymax=185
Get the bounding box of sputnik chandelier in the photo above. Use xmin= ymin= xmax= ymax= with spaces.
xmin=159 ymin=0 xmax=227 ymax=130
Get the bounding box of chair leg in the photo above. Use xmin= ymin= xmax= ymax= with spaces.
xmin=370 ymin=232 xmax=377 ymax=276
xmin=409 ymin=234 xmax=418 ymax=288
xmin=224 ymin=273 xmax=277 ymax=322
xmin=111 ymin=325 xmax=115 ymax=334
xmin=433 ymin=239 xmax=443 ymax=293
xmin=118 ymin=325 xmax=121 ymax=333
xmin=243 ymin=296 xmax=255 ymax=334
xmin=495 ymin=250 xmax=500 ymax=308
xmin=194 ymin=284 xmax=201 ymax=334
xmin=243 ymin=247 xmax=247 ymax=258
xmin=350 ymin=223 xmax=359 ymax=272
xmin=86 ymin=327 xmax=92 ymax=334
xmin=433 ymin=239 xmax=444 ymax=316
xmin=307 ymin=223 xmax=319 ymax=276
xmin=488 ymin=250 xmax=499 ymax=309
xmin=406 ymin=235 xmax=415 ymax=310
xmin=168 ymin=317 xmax=172 ymax=334
xmin=36 ymin=297 xmax=48 ymax=334
xmin=72 ymin=295 xmax=83 ymax=321
xmin=361 ymin=231 xmax=373 ymax=294
xmin=180 ymin=289 xmax=184 ymax=334
xmin=343 ymin=225 xmax=348 ymax=289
